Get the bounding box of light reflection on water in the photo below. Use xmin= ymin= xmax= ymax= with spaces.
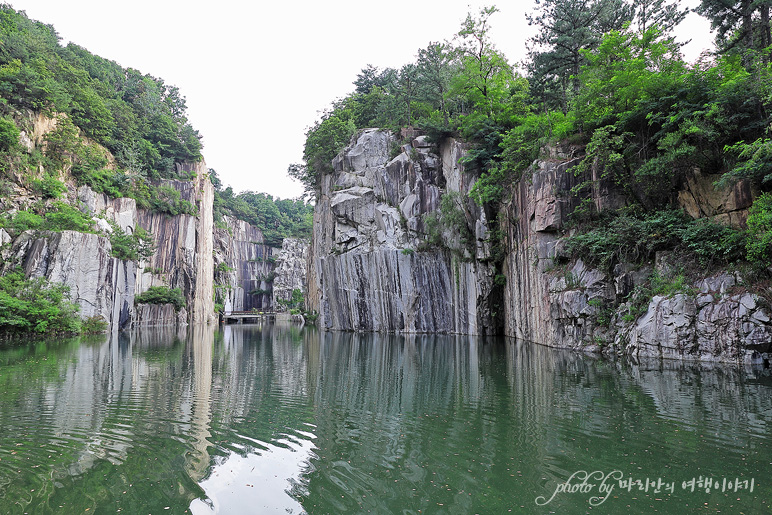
xmin=0 ymin=324 xmax=768 ymax=514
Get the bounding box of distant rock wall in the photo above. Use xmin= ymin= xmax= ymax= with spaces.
xmin=212 ymin=216 xmax=275 ymax=312
xmin=272 ymin=238 xmax=308 ymax=312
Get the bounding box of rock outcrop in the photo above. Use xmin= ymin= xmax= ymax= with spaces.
xmin=272 ymin=238 xmax=308 ymax=312
xmin=308 ymin=129 xmax=497 ymax=334
xmin=501 ymin=151 xmax=772 ymax=364
xmin=8 ymin=229 xmax=136 ymax=328
xmin=1 ymin=111 xmax=215 ymax=329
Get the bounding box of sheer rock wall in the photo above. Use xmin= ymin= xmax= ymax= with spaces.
xmin=501 ymin=151 xmax=772 ymax=364
xmin=308 ymin=129 xmax=497 ymax=334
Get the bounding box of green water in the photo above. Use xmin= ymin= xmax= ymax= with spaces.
xmin=0 ymin=324 xmax=769 ymax=514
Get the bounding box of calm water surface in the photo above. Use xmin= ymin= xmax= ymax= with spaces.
xmin=0 ymin=324 xmax=769 ymax=514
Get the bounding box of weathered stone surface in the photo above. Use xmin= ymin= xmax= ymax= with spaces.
xmin=6 ymin=230 xmax=135 ymax=328
xmin=272 ymin=238 xmax=309 ymax=312
xmin=502 ymin=149 xmax=772 ymax=363
xmin=0 ymin=228 xmax=10 ymax=262
xmin=309 ymin=129 xmax=497 ymax=334
xmin=624 ymin=290 xmax=772 ymax=362
xmin=678 ymin=168 xmax=755 ymax=228
xmin=3 ymin=170 xmax=214 ymax=329
xmin=212 ymin=216 xmax=274 ymax=313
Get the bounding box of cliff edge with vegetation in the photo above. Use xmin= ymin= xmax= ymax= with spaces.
xmin=299 ymin=2 xmax=772 ymax=363
xmin=0 ymin=6 xmax=311 ymax=335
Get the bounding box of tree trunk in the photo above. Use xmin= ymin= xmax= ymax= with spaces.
xmin=761 ymin=4 xmax=771 ymax=53
xmin=742 ymin=0 xmax=753 ymax=51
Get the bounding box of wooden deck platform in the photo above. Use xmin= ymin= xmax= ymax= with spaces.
xmin=221 ymin=311 xmax=276 ymax=323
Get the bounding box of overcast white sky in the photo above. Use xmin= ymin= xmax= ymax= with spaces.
xmin=7 ymin=1 xmax=713 ymax=200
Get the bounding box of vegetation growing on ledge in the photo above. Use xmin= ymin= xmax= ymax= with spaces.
xmin=108 ymin=223 xmax=155 ymax=262
xmin=0 ymin=202 xmax=96 ymax=236
xmin=134 ymin=286 xmax=186 ymax=312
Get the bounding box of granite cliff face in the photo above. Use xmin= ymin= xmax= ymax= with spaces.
xmin=501 ymin=149 xmax=772 ymax=364
xmin=272 ymin=238 xmax=308 ymax=312
xmin=4 ymin=166 xmax=216 ymax=328
xmin=212 ymin=216 xmax=276 ymax=313
xmin=1 ymin=112 xmax=215 ymax=329
xmin=308 ymin=129 xmax=497 ymax=334
xmin=308 ymin=131 xmax=771 ymax=363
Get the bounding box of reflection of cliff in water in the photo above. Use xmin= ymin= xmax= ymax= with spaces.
xmin=0 ymin=326 xmax=770 ymax=514
xmin=0 ymin=326 xmax=217 ymax=511
xmin=299 ymin=335 xmax=772 ymax=513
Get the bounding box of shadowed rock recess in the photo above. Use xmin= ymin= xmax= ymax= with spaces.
xmin=308 ymin=130 xmax=772 ymax=364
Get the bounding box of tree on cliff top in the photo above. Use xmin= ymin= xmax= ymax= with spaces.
xmin=288 ymin=103 xmax=356 ymax=195
xmin=526 ymin=0 xmax=633 ymax=111
xmin=696 ymin=0 xmax=772 ymax=57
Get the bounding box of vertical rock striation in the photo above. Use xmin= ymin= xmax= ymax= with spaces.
xmin=272 ymin=238 xmax=309 ymax=311
xmin=212 ymin=216 xmax=275 ymax=312
xmin=4 ymin=163 xmax=215 ymax=329
xmin=501 ymin=150 xmax=772 ymax=364
xmin=308 ymin=129 xmax=497 ymax=334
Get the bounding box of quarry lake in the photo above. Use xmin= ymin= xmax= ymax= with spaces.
xmin=0 ymin=325 xmax=770 ymax=514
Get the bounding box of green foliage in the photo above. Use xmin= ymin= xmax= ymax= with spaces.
xmin=213 ymin=185 xmax=313 ymax=245
xmin=420 ymin=192 xmax=474 ymax=256
xmin=277 ymin=288 xmax=305 ymax=310
xmin=746 ymin=192 xmax=772 ymax=265
xmin=0 ymin=6 xmax=202 ymax=180
xmin=588 ymin=297 xmax=614 ymax=327
xmin=452 ymin=6 xmax=518 ymax=121
xmin=108 ymin=222 xmax=154 ymax=261
xmin=567 ymin=30 xmax=769 ymax=208
xmin=214 ymin=262 xmax=233 ymax=274
xmin=0 ymin=202 xmax=95 ymax=235
xmin=696 ymin=0 xmax=772 ymax=56
xmin=574 ymin=27 xmax=685 ymax=131
xmin=43 ymin=116 xmax=80 ymax=169
xmin=472 ymin=110 xmax=575 ymax=205
xmin=289 ymin=1 xmax=772 ymax=300
xmin=134 ymin=286 xmax=185 ymax=312
xmin=526 ymin=0 xmax=633 ymax=110
xmin=623 ymin=269 xmax=692 ymax=323
xmin=0 ymin=269 xmax=80 ymax=334
xmin=80 ymin=315 xmax=107 ymax=334
xmin=680 ymin=218 xmax=746 ymax=267
xmin=32 ymin=173 xmax=66 ymax=198
xmin=149 ymin=185 xmax=197 ymax=216
xmin=0 ymin=116 xmax=19 ymax=151
xmin=289 ymin=103 xmax=356 ymax=193
xmin=42 ymin=201 xmax=94 ymax=232
xmin=566 ymin=209 xmax=746 ymax=271
xmin=1 ymin=209 xmax=43 ymax=234
xmin=723 ymin=138 xmax=772 ymax=186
